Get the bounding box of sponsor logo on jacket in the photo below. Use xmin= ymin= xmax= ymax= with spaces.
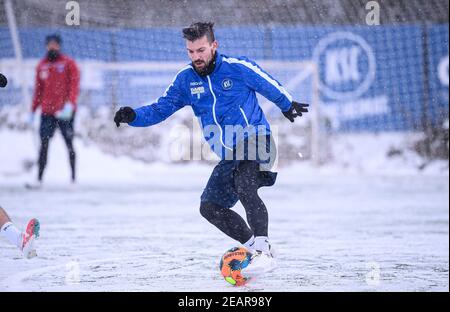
xmin=190 ymin=85 xmax=205 ymax=99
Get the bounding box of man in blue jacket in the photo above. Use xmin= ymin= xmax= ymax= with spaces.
xmin=114 ymin=22 xmax=308 ymax=271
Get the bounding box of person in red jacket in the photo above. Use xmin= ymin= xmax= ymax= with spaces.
xmin=30 ymin=34 xmax=80 ymax=186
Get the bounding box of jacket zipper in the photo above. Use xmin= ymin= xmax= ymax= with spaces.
xmin=239 ymin=107 xmax=249 ymax=126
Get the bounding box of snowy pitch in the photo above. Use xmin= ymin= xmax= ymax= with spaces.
xmin=0 ymin=130 xmax=448 ymax=291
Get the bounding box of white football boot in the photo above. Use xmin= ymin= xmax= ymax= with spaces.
xmin=20 ymin=218 xmax=40 ymax=259
xmin=244 ymin=236 xmax=276 ymax=258
xmin=242 ymin=236 xmax=276 ymax=277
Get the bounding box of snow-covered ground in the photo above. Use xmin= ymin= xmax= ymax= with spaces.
xmin=0 ymin=129 xmax=448 ymax=291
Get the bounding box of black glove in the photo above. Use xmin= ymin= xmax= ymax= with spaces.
xmin=114 ymin=106 xmax=136 ymax=127
xmin=282 ymin=101 xmax=309 ymax=122
xmin=0 ymin=73 xmax=7 ymax=88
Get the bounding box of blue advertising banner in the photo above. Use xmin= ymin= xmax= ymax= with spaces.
xmin=0 ymin=24 xmax=448 ymax=133
xmin=271 ymin=25 xmax=425 ymax=131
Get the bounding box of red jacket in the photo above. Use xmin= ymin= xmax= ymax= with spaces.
xmin=32 ymin=54 xmax=80 ymax=115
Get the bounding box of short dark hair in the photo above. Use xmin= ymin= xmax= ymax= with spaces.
xmin=45 ymin=34 xmax=62 ymax=45
xmin=182 ymin=22 xmax=215 ymax=43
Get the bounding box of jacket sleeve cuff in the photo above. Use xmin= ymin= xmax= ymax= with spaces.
xmin=280 ymin=98 xmax=292 ymax=112
xmin=127 ymin=108 xmax=142 ymax=127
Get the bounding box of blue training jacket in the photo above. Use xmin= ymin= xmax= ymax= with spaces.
xmin=129 ymin=52 xmax=293 ymax=158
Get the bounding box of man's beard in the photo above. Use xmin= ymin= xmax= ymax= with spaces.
xmin=193 ymin=52 xmax=216 ymax=76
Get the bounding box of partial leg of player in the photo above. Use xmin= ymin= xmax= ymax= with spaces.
xmin=0 ymin=206 xmax=40 ymax=259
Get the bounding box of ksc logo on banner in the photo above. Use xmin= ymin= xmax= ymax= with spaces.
xmin=438 ymin=55 xmax=449 ymax=87
xmin=427 ymin=24 xmax=449 ymax=126
xmin=313 ymin=31 xmax=389 ymax=130
xmin=313 ymin=31 xmax=376 ymax=101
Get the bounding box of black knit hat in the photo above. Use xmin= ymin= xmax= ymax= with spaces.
xmin=45 ymin=34 xmax=62 ymax=45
